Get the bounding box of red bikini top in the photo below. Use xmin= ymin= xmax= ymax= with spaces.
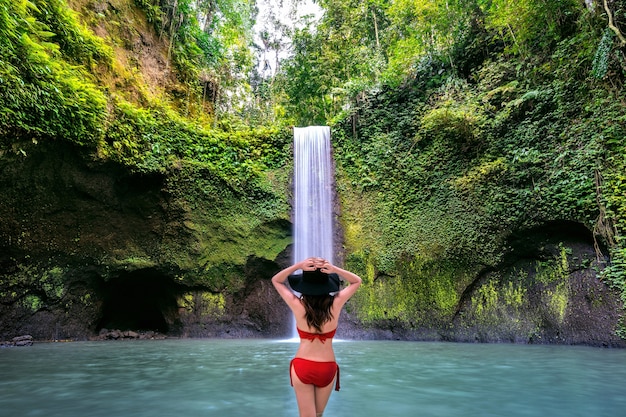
xmin=297 ymin=328 xmax=337 ymax=343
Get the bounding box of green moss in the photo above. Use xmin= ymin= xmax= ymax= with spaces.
xmin=22 ymin=295 xmax=44 ymax=311
xmin=157 ymin=157 xmax=290 ymax=281
xmin=473 ymin=280 xmax=499 ymax=321
xmin=112 ymin=257 xmax=157 ymax=271
xmin=80 ymin=293 xmax=93 ymax=307
xmin=546 ymin=286 xmax=569 ymax=323
xmin=471 ymin=277 xmax=527 ymax=325
xmin=503 ymin=280 xmax=526 ymax=309
xmin=532 ymin=244 xmax=570 ymax=323
xmin=418 ymin=100 xmax=483 ymax=147
xmin=40 ymin=266 xmax=66 ymax=299
xmin=347 ymin=252 xmax=468 ymax=326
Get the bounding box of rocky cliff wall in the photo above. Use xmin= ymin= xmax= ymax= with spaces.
xmin=0 ymin=142 xmax=292 ymax=340
xmin=1 ymin=142 xmax=624 ymax=346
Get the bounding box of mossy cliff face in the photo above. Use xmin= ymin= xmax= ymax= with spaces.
xmin=338 ymin=223 xmax=623 ymax=347
xmin=330 ymin=58 xmax=626 ymax=347
xmin=1 ymin=144 xmax=623 ymax=345
xmin=1 ymin=140 xmax=623 ymax=345
xmin=0 ymin=142 xmax=292 ymax=340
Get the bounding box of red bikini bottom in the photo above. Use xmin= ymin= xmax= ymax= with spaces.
xmin=290 ymin=358 xmax=340 ymax=391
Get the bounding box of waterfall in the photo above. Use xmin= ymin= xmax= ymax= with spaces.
xmin=293 ymin=126 xmax=334 ymax=264
xmin=291 ymin=126 xmax=334 ymax=337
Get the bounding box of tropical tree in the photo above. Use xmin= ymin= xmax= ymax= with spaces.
xmin=275 ymin=0 xmax=389 ymax=125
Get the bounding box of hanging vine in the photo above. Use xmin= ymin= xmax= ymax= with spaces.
xmin=603 ymin=0 xmax=626 ymax=45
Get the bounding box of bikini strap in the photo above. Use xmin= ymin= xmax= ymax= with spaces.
xmin=297 ymin=328 xmax=337 ymax=343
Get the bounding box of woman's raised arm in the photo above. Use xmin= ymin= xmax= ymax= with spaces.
xmin=320 ymin=261 xmax=362 ymax=306
xmin=271 ymin=258 xmax=318 ymax=306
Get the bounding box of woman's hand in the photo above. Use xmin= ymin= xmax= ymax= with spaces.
xmin=299 ymin=257 xmax=326 ymax=271
xmin=319 ymin=260 xmax=336 ymax=275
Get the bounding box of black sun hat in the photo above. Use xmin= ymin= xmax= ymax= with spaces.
xmin=288 ymin=269 xmax=340 ymax=295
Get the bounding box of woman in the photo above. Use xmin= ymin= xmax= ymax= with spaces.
xmin=272 ymin=257 xmax=362 ymax=417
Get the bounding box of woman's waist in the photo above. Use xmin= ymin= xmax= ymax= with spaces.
xmin=294 ymin=345 xmax=335 ymax=362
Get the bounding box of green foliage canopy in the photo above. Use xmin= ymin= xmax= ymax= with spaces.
xmin=0 ymin=0 xmax=108 ymax=146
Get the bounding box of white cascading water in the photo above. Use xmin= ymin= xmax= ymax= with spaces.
xmin=293 ymin=126 xmax=334 ymax=264
xmin=291 ymin=126 xmax=334 ymax=337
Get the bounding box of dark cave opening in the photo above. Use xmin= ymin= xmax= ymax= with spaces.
xmin=97 ymin=269 xmax=182 ymax=333
xmin=505 ymin=219 xmax=604 ymax=260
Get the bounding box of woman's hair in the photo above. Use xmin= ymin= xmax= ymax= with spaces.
xmin=301 ymin=294 xmax=335 ymax=332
